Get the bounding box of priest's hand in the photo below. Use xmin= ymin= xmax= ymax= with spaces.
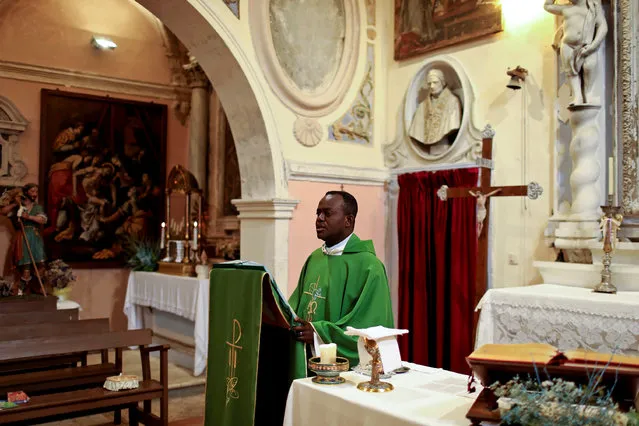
xmin=291 ymin=318 xmax=314 ymax=344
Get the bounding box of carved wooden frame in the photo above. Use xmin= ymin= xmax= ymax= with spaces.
xmin=249 ymin=0 xmax=361 ymax=117
xmin=616 ymin=0 xmax=639 ymax=215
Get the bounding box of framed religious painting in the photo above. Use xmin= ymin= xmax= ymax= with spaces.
xmin=39 ymin=89 xmax=167 ymax=267
xmin=394 ymin=0 xmax=503 ymax=61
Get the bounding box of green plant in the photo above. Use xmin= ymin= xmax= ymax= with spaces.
xmin=123 ymin=237 xmax=160 ymax=272
xmin=491 ymin=375 xmax=639 ymax=426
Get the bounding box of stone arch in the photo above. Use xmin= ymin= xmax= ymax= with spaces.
xmin=137 ymin=0 xmax=286 ymax=200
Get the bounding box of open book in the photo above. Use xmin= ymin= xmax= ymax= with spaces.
xmin=468 ymin=343 xmax=639 ymax=369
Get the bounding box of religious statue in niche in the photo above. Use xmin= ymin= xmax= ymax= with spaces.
xmin=408 ymin=68 xmax=462 ymax=157
xmin=544 ymin=0 xmax=608 ymax=105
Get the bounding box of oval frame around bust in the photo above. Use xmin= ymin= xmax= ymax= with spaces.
xmin=404 ymin=56 xmax=472 ymax=162
xmin=249 ymin=0 xmax=361 ymax=118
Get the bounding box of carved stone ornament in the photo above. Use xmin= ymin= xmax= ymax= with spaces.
xmin=293 ymin=117 xmax=323 ymax=147
xmin=0 ymin=96 xmax=29 ymax=183
xmin=249 ymin=0 xmax=361 ymax=117
xmin=384 ymin=55 xmax=483 ymax=169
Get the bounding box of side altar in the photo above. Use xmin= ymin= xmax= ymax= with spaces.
xmin=124 ymin=270 xmax=210 ymax=375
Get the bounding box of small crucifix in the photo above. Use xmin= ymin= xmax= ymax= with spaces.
xmin=436 ymin=128 xmax=543 ymax=308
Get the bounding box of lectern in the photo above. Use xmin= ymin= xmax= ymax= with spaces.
xmin=204 ymin=262 xmax=306 ymax=426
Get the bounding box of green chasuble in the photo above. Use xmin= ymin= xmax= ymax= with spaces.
xmin=288 ymin=234 xmax=394 ymax=366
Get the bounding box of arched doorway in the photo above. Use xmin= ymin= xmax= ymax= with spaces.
xmin=137 ymin=0 xmax=297 ymax=288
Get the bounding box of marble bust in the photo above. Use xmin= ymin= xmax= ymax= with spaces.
xmin=408 ymin=68 xmax=462 ymax=156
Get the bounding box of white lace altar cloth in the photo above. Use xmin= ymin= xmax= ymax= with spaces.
xmin=123 ymin=271 xmax=210 ymax=375
xmin=475 ymin=284 xmax=639 ymax=356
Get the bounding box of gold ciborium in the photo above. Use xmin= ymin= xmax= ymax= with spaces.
xmin=308 ymin=357 xmax=349 ymax=385
xmin=356 ymin=338 xmax=394 ymax=393
xmin=594 ymin=204 xmax=623 ymax=294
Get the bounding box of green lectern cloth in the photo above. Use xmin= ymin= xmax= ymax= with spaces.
xmin=204 ymin=262 xmax=307 ymax=426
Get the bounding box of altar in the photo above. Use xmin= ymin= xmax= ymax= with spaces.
xmin=284 ymin=363 xmax=482 ymax=426
xmin=475 ymin=284 xmax=639 ymax=356
xmin=123 ymin=271 xmax=210 ymax=375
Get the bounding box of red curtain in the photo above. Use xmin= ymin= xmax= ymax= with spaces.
xmin=397 ymin=168 xmax=478 ymax=374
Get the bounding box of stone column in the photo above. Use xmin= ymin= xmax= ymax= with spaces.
xmin=385 ymin=178 xmax=400 ymax=327
xmin=231 ymin=199 xmax=300 ymax=295
xmin=185 ymin=61 xmax=210 ymax=192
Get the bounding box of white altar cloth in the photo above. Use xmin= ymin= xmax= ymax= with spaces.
xmin=284 ymin=363 xmax=483 ymax=426
xmin=475 ymin=284 xmax=639 ymax=356
xmin=123 ymin=271 xmax=209 ymax=375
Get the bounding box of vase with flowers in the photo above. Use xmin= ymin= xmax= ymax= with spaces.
xmin=45 ymin=259 xmax=76 ymax=301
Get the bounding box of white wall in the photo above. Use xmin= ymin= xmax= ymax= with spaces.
xmin=381 ymin=0 xmax=558 ymax=288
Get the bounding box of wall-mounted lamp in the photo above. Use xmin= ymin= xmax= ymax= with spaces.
xmin=91 ymin=36 xmax=117 ymax=50
xmin=506 ymin=66 xmax=528 ymax=90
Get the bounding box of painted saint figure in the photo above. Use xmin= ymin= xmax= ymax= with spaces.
xmin=544 ymin=0 xmax=607 ymax=105
xmin=409 ymin=68 xmax=462 ymax=156
xmin=0 ymin=184 xmax=48 ymax=294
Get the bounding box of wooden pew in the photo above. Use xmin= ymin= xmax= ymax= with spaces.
xmin=0 ymin=310 xmax=78 ymax=326
xmin=0 ymin=329 xmax=169 ymax=426
xmin=0 ymin=296 xmax=58 ymax=314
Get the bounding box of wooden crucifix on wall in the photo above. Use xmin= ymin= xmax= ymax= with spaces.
xmin=436 ymin=129 xmax=543 ymax=308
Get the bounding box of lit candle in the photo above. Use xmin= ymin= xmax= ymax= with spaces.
xmin=608 ymin=157 xmax=614 ymax=197
xmin=319 ymin=343 xmax=337 ymax=364
xmin=193 ymin=221 xmax=198 ymax=249
xmin=160 ymin=222 xmax=166 ymax=250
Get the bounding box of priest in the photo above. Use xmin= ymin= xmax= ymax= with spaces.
xmin=289 ymin=191 xmax=394 ymax=366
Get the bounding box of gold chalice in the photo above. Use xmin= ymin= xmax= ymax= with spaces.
xmin=308 ymin=356 xmax=349 ymax=385
xmin=356 ymin=338 xmax=394 ymax=393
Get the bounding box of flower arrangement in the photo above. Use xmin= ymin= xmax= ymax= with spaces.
xmin=491 ymin=376 xmax=639 ymax=426
xmin=123 ymin=237 xmax=160 ymax=272
xmin=218 ymin=239 xmax=240 ymax=260
xmin=45 ymin=259 xmax=76 ymax=290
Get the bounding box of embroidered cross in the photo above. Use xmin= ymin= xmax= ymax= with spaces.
xmin=303 ymin=275 xmax=325 ymax=321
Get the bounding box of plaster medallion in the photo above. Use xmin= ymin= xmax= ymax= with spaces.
xmin=250 ymin=0 xmax=360 ymax=117
xmin=293 ymin=117 xmax=322 ymax=147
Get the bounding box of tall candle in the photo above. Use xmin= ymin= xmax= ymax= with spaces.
xmin=608 ymin=157 xmax=614 ymax=197
xmin=160 ymin=222 xmax=166 ymax=250
xmin=193 ymin=221 xmax=198 ymax=249
xmin=319 ymin=343 xmax=337 ymax=364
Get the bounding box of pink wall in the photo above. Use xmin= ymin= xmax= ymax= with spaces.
xmin=0 ymin=0 xmax=172 ymax=85
xmin=0 ymin=78 xmax=188 ymax=329
xmin=287 ymin=181 xmax=387 ymax=296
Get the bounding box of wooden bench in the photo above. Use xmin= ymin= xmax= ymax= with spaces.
xmin=0 ymin=313 xmax=89 ymax=375
xmin=0 ymin=329 xmax=168 ymax=425
xmin=0 ymin=296 xmax=58 ymax=313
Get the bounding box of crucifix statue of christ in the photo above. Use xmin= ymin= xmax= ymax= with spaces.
xmin=436 ymin=127 xmax=543 ymax=307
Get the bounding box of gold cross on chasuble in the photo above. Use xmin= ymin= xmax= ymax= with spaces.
xmin=303 ymin=276 xmax=325 ymax=321
xmin=436 ymin=131 xmax=543 ymax=310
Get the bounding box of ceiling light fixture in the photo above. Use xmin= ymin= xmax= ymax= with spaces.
xmin=91 ymin=36 xmax=117 ymax=50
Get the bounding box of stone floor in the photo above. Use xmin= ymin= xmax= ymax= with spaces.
xmin=41 ymin=350 xmax=206 ymax=425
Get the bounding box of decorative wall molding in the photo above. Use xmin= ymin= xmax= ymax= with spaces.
xmin=249 ymin=0 xmax=361 ymax=117
xmin=286 ymin=160 xmax=388 ymax=186
xmin=617 ymin=0 xmax=639 ymax=214
xmin=232 ymin=198 xmax=300 ymax=219
xmin=0 ymin=60 xmax=190 ymax=101
xmin=0 ymin=96 xmax=29 ymax=183
xmin=383 ymin=55 xmax=483 ymax=169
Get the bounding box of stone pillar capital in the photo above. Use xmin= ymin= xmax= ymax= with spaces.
xmin=232 ymin=198 xmax=300 ymax=220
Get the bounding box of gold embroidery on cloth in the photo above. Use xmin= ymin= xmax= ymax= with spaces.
xmin=225 ymin=319 xmax=242 ymax=405
xmin=303 ymin=276 xmax=325 ymax=321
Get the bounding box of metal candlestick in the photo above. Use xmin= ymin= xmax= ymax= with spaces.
xmin=593 ymin=204 xmax=623 ymax=294
xmin=357 ymin=338 xmax=394 ymax=393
